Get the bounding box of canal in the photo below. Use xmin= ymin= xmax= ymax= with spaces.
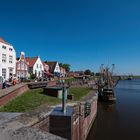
xmin=87 ymin=79 xmax=140 ymax=140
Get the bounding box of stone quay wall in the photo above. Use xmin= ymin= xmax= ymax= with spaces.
xmin=33 ymin=91 xmax=98 ymax=140
xmin=72 ymin=92 xmax=98 ymax=140
xmin=0 ymin=84 xmax=29 ymax=106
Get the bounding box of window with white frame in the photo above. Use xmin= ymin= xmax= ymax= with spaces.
xmin=2 ymin=46 xmax=6 ymax=49
xmin=9 ymin=48 xmax=13 ymax=51
xmin=26 ymin=72 xmax=28 ymax=77
xmin=21 ymin=72 xmax=24 ymax=77
xmin=56 ymin=67 xmax=58 ymax=71
xmin=25 ymin=64 xmax=27 ymax=70
xmin=17 ymin=71 xmax=20 ymax=77
xmin=18 ymin=64 xmax=20 ymax=69
xmin=36 ymin=64 xmax=39 ymax=68
xmin=2 ymin=69 xmax=6 ymax=79
xmin=9 ymin=68 xmax=13 ymax=77
xmin=2 ymin=54 xmax=6 ymax=63
xmin=9 ymin=55 xmax=13 ymax=63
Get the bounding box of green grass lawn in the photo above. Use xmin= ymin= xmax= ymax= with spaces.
xmin=69 ymin=87 xmax=91 ymax=101
xmin=0 ymin=87 xmax=92 ymax=112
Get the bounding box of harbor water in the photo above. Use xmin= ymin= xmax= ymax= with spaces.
xmin=87 ymin=79 xmax=140 ymax=140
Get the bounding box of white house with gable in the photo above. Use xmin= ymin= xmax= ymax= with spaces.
xmin=45 ymin=61 xmax=61 ymax=76
xmin=0 ymin=38 xmax=16 ymax=80
xmin=25 ymin=56 xmax=44 ymax=78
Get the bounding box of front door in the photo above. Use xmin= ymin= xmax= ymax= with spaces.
xmin=9 ymin=68 xmax=13 ymax=79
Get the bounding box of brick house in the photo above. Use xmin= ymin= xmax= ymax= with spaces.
xmin=42 ymin=62 xmax=53 ymax=79
xmin=67 ymin=72 xmax=80 ymax=77
xmin=16 ymin=52 xmax=29 ymax=80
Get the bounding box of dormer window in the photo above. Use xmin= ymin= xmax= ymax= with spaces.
xmin=2 ymin=46 xmax=6 ymax=49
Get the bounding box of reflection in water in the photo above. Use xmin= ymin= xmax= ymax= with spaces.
xmin=87 ymin=79 xmax=140 ymax=140
xmin=100 ymin=102 xmax=116 ymax=112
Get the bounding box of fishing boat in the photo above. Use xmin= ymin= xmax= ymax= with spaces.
xmin=97 ymin=64 xmax=116 ymax=102
xmin=127 ymin=77 xmax=132 ymax=80
xmin=127 ymin=74 xmax=133 ymax=80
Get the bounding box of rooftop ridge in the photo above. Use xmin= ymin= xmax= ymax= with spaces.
xmin=0 ymin=37 xmax=11 ymax=45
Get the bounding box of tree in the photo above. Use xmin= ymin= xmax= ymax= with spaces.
xmin=62 ymin=64 xmax=71 ymax=72
xmin=84 ymin=69 xmax=92 ymax=75
xmin=59 ymin=63 xmax=63 ymax=67
xmin=59 ymin=63 xmax=71 ymax=72
xmin=30 ymin=73 xmax=36 ymax=79
xmin=91 ymin=72 xmax=95 ymax=76
xmin=95 ymin=73 xmax=100 ymax=76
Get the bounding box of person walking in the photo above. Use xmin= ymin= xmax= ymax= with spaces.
xmin=2 ymin=78 xmax=6 ymax=89
xmin=13 ymin=78 xmax=17 ymax=85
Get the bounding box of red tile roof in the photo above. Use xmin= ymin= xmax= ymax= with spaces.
xmin=42 ymin=62 xmax=47 ymax=67
xmin=25 ymin=57 xmax=38 ymax=68
xmin=0 ymin=37 xmax=11 ymax=45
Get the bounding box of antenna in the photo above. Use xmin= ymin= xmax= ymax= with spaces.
xmin=111 ymin=64 xmax=115 ymax=75
xmin=100 ymin=64 xmax=104 ymax=73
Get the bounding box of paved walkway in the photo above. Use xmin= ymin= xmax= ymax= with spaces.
xmin=0 ymin=112 xmax=22 ymax=125
xmin=0 ymin=83 xmax=27 ymax=98
xmin=0 ymin=114 xmax=65 ymax=140
xmin=0 ymin=107 xmax=65 ymax=140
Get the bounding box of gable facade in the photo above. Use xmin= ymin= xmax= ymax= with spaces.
xmin=16 ymin=52 xmax=28 ymax=79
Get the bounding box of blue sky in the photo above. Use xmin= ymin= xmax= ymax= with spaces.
xmin=0 ymin=0 xmax=140 ymax=74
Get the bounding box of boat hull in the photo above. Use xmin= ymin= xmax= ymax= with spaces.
xmin=98 ymin=89 xmax=116 ymax=102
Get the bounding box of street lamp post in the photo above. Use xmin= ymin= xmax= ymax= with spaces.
xmin=62 ymin=79 xmax=66 ymax=113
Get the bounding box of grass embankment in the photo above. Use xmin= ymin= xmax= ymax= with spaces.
xmin=133 ymin=76 xmax=140 ymax=78
xmin=0 ymin=89 xmax=61 ymax=112
xmin=69 ymin=87 xmax=91 ymax=101
xmin=0 ymin=87 xmax=92 ymax=112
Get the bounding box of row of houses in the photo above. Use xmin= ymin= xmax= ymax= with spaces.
xmin=0 ymin=38 xmax=66 ymax=81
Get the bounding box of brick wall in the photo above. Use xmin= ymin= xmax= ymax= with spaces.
xmin=72 ymin=95 xmax=97 ymax=140
xmin=47 ymin=81 xmax=56 ymax=87
xmin=0 ymin=85 xmax=29 ymax=106
xmin=31 ymin=92 xmax=97 ymax=140
xmin=81 ymin=100 xmax=97 ymax=139
xmin=33 ymin=116 xmax=50 ymax=132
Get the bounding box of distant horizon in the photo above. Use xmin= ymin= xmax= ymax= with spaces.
xmin=0 ymin=0 xmax=140 ymax=75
